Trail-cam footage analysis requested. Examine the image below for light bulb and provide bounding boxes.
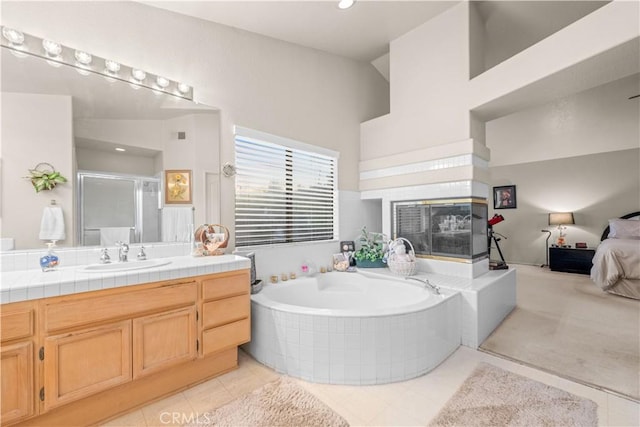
[156,76,170,89]
[105,59,121,74]
[42,40,62,57]
[338,0,355,10]
[2,27,24,46]
[74,50,92,65]
[177,83,190,94]
[131,69,146,82]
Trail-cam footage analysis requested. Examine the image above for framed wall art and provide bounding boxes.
[165,170,192,204]
[493,185,516,209]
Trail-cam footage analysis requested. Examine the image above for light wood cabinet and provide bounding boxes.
[133,306,196,379]
[43,320,132,411]
[1,301,36,426]
[1,342,34,424]
[201,271,251,356]
[2,269,250,426]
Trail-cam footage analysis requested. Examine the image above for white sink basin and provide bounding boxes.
[79,259,172,273]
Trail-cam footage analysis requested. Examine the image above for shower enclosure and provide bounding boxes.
[77,171,162,246]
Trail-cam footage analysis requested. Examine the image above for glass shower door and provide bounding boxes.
[80,175,136,246]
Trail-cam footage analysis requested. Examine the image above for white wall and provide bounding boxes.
[480,1,608,73]
[76,147,157,176]
[384,2,471,155]
[1,1,389,252]
[75,119,163,150]
[487,75,640,265]
[162,113,221,227]
[1,93,74,248]
[488,74,639,167]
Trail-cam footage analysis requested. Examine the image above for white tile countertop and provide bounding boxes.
[0,254,250,304]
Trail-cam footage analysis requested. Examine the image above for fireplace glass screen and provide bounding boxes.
[392,198,488,260]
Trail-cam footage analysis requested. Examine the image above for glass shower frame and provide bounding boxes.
[76,171,161,246]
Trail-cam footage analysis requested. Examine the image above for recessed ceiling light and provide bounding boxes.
[338,0,355,10]
[115,147,126,152]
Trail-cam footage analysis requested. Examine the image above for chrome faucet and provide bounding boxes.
[99,248,111,264]
[405,277,440,295]
[137,245,147,261]
[116,241,129,262]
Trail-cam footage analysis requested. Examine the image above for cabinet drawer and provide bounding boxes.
[202,272,249,301]
[45,282,197,332]
[1,309,34,343]
[203,295,249,329]
[202,318,250,356]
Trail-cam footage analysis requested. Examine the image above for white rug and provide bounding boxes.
[429,363,598,427]
[187,377,349,427]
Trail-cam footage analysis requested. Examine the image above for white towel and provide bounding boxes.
[39,206,66,241]
[100,227,131,247]
[162,207,194,242]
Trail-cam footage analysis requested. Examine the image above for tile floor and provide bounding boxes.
[102,346,639,427]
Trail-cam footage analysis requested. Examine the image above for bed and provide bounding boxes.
[590,211,640,299]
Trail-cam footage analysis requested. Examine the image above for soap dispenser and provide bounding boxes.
[40,241,60,272]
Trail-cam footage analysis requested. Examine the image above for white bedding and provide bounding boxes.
[590,238,640,291]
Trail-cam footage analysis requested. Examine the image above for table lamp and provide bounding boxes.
[549,212,575,247]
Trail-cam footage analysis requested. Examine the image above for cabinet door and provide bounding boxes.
[1,341,34,425]
[44,320,132,410]
[133,306,197,379]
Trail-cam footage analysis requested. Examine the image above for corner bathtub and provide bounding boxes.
[244,271,461,385]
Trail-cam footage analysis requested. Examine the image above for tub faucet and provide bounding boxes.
[116,241,129,262]
[405,277,440,295]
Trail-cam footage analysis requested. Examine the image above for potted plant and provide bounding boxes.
[353,226,387,268]
[25,163,67,193]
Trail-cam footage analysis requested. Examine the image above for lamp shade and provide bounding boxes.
[549,212,575,225]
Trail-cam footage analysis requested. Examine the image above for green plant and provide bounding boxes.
[25,163,68,193]
[353,226,386,262]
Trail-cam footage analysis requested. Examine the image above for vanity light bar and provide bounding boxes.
[0,26,194,101]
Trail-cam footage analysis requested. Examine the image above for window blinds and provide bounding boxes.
[235,134,336,247]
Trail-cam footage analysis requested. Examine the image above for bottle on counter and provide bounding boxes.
[40,241,60,272]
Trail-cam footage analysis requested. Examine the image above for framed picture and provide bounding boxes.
[165,170,192,204]
[493,185,517,209]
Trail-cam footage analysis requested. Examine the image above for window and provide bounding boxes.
[234,127,338,247]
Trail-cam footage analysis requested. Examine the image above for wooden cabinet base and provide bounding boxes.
[13,348,238,427]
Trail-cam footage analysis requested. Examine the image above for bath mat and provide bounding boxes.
[429,363,598,427]
[186,377,349,427]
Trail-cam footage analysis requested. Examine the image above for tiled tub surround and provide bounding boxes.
[0,252,250,303]
[244,271,462,385]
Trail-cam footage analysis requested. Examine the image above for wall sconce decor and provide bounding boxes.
[1,26,193,101]
[25,162,67,193]
[549,212,575,247]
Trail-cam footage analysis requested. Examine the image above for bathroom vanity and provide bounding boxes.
[0,255,250,426]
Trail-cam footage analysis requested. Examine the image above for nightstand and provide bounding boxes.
[549,247,596,275]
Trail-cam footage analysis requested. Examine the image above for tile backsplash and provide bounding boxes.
[0,242,192,272]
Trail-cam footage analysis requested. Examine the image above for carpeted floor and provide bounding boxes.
[480,264,639,400]
[186,377,349,427]
[429,362,598,426]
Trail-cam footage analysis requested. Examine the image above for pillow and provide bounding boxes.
[608,218,640,239]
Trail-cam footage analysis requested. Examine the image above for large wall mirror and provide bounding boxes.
[1,46,221,250]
